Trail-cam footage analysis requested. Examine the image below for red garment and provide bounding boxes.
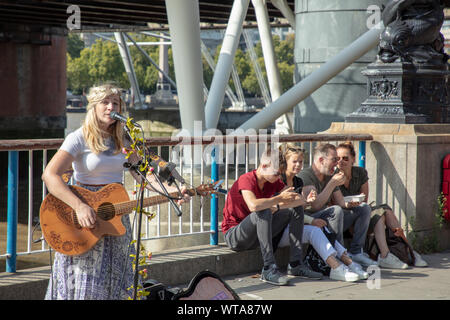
[221,170,285,233]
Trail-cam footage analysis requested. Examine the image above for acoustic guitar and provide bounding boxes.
[40,183,218,256]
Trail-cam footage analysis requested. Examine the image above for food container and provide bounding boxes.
[343,194,365,203]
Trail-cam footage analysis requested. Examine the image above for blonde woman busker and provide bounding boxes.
[42,84,189,299]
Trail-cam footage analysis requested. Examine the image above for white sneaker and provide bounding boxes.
[413,251,428,267]
[348,262,369,280]
[329,264,359,282]
[378,252,408,269]
[349,252,378,267]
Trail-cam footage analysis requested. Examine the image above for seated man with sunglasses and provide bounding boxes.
[222,148,323,286]
[298,143,377,267]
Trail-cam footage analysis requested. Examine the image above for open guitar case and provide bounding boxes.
[143,270,240,300]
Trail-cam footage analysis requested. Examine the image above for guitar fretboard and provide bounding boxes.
[112,188,196,216]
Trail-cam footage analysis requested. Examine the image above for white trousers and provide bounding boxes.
[278,225,347,261]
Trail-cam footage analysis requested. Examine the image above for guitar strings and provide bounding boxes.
[98,183,214,215]
[89,184,210,218]
[93,191,193,217]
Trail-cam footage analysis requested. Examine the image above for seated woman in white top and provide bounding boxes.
[277,143,368,282]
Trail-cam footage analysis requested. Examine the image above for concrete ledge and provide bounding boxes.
[0,244,290,300]
[326,122,450,136]
[0,266,50,300]
[146,244,290,286]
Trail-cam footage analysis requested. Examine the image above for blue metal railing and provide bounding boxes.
[358,140,366,168]
[6,151,18,273]
[210,146,219,245]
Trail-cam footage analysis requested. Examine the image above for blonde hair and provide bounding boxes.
[82,84,126,154]
[279,143,305,172]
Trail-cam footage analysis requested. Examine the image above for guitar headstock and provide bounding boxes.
[195,180,227,196]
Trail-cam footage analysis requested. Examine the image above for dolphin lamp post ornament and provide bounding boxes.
[379,0,448,65]
[346,0,450,124]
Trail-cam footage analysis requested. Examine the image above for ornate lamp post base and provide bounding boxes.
[346,61,450,124]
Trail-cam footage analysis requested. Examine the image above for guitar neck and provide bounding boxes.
[114,188,196,216]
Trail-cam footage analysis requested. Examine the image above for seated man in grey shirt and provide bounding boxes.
[298,143,377,267]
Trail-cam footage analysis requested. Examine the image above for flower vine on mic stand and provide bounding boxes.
[121,116,155,300]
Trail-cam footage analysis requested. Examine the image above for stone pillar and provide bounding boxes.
[325,122,450,250]
[293,0,389,133]
[0,27,67,139]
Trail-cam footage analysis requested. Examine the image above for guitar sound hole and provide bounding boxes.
[97,202,116,221]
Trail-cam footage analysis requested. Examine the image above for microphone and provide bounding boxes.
[147,149,185,185]
[110,111,140,127]
[112,111,184,185]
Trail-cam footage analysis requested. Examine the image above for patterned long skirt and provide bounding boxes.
[45,184,137,300]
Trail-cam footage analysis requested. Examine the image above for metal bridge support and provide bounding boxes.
[252,0,293,134]
[204,0,250,130]
[201,39,239,107]
[270,0,296,28]
[165,0,205,134]
[114,32,144,109]
[236,21,384,131]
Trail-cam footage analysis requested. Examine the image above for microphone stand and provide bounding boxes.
[134,172,146,300]
[122,123,183,299]
[122,124,148,300]
[145,145,184,217]
[153,174,183,217]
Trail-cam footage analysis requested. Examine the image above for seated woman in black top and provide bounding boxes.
[336,142,427,268]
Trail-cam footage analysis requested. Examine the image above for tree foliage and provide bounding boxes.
[66,32,295,97]
[67,33,84,59]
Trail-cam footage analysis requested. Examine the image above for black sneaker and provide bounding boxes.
[287,264,323,279]
[260,264,289,286]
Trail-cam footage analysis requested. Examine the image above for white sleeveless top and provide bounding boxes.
[60,127,127,185]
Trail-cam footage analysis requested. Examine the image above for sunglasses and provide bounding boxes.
[337,156,350,161]
[287,147,306,153]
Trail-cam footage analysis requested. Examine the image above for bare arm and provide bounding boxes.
[241,187,301,213]
[41,150,97,228]
[301,187,326,226]
[331,189,346,208]
[360,181,369,203]
[308,172,346,211]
